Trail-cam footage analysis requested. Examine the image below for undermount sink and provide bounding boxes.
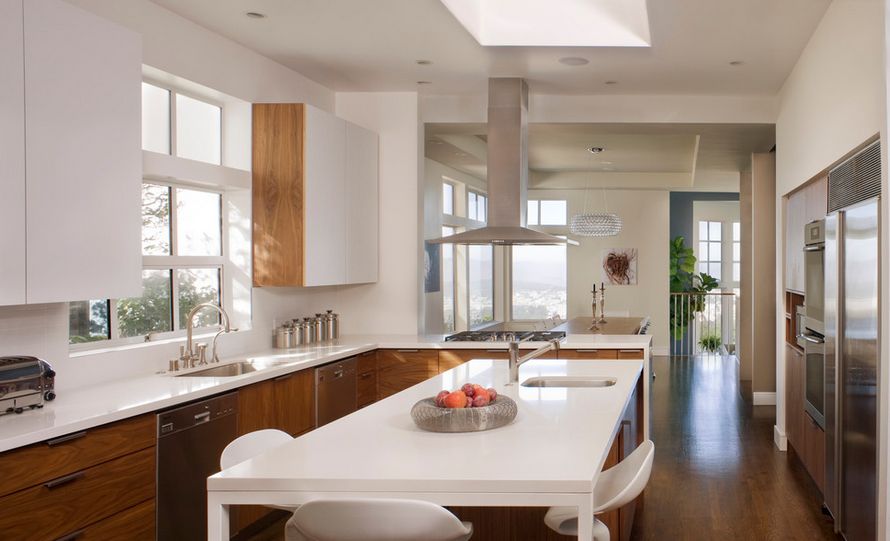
[521,376,617,388]
[175,361,258,378]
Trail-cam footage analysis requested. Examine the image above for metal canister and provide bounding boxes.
[325,309,339,340]
[314,314,326,342]
[274,325,295,349]
[303,317,316,344]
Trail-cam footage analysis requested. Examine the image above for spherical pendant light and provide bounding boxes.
[569,213,622,237]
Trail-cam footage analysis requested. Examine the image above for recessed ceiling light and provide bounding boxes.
[245,11,266,19]
[559,57,589,66]
[604,80,618,85]
[417,81,432,85]
[588,146,605,154]
[729,60,744,66]
[416,60,433,65]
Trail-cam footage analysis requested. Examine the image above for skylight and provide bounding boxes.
[439,0,651,47]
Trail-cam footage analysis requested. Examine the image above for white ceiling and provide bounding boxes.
[151,0,830,95]
[425,123,775,191]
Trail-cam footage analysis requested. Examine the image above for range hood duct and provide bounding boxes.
[429,78,568,245]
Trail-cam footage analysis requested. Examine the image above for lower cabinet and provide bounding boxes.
[0,414,156,540]
[559,348,644,360]
[357,350,378,407]
[785,344,825,493]
[439,348,510,372]
[377,349,439,399]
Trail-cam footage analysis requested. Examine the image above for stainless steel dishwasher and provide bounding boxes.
[316,357,357,426]
[157,391,238,541]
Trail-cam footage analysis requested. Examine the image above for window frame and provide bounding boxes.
[467,243,495,329]
[467,189,488,223]
[508,239,568,322]
[527,199,567,226]
[442,181,456,216]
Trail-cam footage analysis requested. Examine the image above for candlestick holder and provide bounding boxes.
[590,290,600,331]
[598,289,607,324]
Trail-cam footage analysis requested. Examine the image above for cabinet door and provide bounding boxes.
[237,379,277,435]
[804,175,827,224]
[24,0,142,303]
[439,349,509,373]
[377,349,438,399]
[345,122,378,284]
[304,106,347,286]
[785,191,805,293]
[274,370,315,436]
[785,344,805,452]
[0,0,26,306]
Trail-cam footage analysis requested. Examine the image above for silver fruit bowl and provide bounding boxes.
[410,395,517,433]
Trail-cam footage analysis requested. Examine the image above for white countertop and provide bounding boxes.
[0,333,651,453]
[209,359,643,494]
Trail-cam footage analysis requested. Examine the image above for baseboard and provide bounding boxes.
[753,392,776,405]
[651,346,669,356]
[774,425,788,451]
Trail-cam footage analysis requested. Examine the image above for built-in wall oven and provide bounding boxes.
[802,220,825,429]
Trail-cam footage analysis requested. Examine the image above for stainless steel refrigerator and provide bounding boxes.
[823,140,881,540]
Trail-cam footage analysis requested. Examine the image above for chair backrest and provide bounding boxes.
[220,429,292,470]
[593,439,655,513]
[286,498,472,541]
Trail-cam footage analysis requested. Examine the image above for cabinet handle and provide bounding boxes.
[274,373,294,382]
[44,471,85,490]
[485,349,505,352]
[397,349,419,353]
[574,349,600,353]
[619,349,641,353]
[55,530,85,541]
[46,431,87,446]
[360,372,373,379]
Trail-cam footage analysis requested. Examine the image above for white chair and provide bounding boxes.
[285,498,473,541]
[220,429,296,511]
[544,440,655,541]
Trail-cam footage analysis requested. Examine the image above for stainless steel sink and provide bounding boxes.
[521,376,617,388]
[175,361,257,377]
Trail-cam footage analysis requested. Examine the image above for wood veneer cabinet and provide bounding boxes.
[377,349,439,399]
[558,348,644,360]
[785,344,826,493]
[357,350,378,407]
[252,103,378,287]
[237,369,315,437]
[0,414,156,540]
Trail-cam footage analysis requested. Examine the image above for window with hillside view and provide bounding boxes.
[512,243,567,320]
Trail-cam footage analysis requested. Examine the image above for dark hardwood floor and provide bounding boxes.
[630,355,839,541]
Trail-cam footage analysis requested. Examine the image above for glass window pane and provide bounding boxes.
[528,200,539,226]
[698,221,708,241]
[176,188,222,256]
[142,83,170,154]
[708,263,722,281]
[709,242,721,262]
[442,226,455,332]
[698,242,709,261]
[733,262,741,282]
[733,242,741,261]
[540,200,567,225]
[468,245,493,326]
[699,262,709,275]
[733,221,741,241]
[69,300,110,344]
[178,268,221,329]
[512,245,567,319]
[142,184,171,256]
[118,270,173,338]
[442,183,453,215]
[478,195,487,223]
[175,94,221,165]
[709,221,721,241]
[468,192,478,220]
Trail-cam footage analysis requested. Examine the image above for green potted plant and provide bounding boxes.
[669,236,719,341]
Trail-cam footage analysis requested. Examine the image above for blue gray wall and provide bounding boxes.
[669,192,740,247]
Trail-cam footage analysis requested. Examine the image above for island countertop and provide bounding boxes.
[210,358,643,494]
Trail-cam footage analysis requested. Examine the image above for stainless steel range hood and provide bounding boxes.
[429,78,567,245]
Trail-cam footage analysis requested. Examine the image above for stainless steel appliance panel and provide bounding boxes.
[805,220,825,334]
[157,392,238,541]
[802,329,825,428]
[316,357,357,426]
[839,200,879,541]
[823,213,839,520]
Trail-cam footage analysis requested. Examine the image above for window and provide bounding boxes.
[468,245,494,326]
[442,226,456,332]
[527,200,567,226]
[141,81,222,166]
[512,243,567,319]
[69,183,225,344]
[732,221,741,283]
[443,182,454,215]
[468,190,487,222]
[698,220,722,281]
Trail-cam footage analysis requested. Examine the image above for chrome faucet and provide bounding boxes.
[507,338,561,384]
[185,302,232,365]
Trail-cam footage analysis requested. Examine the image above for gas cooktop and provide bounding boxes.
[444,330,566,343]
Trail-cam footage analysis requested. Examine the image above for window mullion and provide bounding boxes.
[170,267,180,332]
[169,90,177,157]
[109,299,120,340]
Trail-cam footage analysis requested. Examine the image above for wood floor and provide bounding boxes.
[250,355,839,540]
[630,355,839,541]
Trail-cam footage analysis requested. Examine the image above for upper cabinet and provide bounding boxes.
[785,175,827,294]
[0,0,142,306]
[252,103,379,287]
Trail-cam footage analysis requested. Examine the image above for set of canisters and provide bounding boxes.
[274,310,340,348]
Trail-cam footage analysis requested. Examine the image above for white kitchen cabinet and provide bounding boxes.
[785,189,806,293]
[0,0,142,306]
[303,106,348,287]
[0,0,27,306]
[345,123,379,284]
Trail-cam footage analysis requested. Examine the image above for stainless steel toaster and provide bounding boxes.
[0,356,56,415]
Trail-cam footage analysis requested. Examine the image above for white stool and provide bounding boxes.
[220,429,295,512]
[544,440,655,541]
[285,498,473,541]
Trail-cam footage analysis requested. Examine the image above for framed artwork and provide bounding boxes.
[602,248,638,285]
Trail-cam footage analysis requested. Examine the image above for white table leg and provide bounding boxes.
[207,492,230,541]
[577,495,594,540]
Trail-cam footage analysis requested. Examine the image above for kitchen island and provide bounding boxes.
[208,358,644,540]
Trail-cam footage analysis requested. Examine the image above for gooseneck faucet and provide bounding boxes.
[507,338,561,384]
[185,302,232,366]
